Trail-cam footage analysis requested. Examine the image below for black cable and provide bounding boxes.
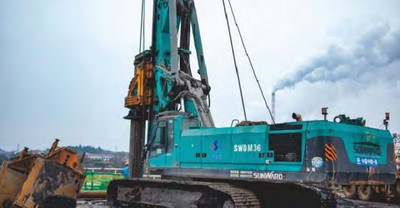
[227,0,275,124]
[208,94,211,108]
[222,0,247,121]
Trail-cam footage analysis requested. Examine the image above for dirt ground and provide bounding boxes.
[337,198,399,208]
[77,198,400,208]
[77,199,109,208]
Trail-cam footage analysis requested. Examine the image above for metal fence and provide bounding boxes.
[82,171,124,191]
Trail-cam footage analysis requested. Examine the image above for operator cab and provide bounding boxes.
[148,112,200,168]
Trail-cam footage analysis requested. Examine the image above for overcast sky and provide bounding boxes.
[1,0,399,152]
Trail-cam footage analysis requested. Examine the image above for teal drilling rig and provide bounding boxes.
[107,0,398,207]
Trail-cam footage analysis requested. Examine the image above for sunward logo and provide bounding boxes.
[211,140,219,151]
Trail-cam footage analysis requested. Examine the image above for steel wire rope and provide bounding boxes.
[227,0,275,124]
[222,0,247,121]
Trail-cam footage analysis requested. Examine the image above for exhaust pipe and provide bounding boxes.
[292,113,302,122]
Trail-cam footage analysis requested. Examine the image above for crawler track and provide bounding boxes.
[107,179,260,208]
[207,183,261,207]
[107,179,337,207]
[233,181,336,208]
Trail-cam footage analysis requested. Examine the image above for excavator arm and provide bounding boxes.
[124,0,213,178]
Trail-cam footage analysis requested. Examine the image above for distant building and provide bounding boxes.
[85,153,114,161]
[30,149,46,155]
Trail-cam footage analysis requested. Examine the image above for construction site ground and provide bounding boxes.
[77,197,400,208]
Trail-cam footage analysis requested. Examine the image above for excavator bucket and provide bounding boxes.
[0,149,40,208]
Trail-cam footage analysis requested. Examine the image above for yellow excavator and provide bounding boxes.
[0,139,85,208]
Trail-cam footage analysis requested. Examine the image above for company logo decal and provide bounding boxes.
[311,157,324,168]
[230,170,286,180]
[211,140,219,151]
[233,144,261,152]
[356,157,378,166]
[353,142,381,155]
[253,171,286,180]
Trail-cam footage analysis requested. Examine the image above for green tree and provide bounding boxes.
[0,154,8,165]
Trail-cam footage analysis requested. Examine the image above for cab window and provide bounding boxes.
[166,119,174,153]
[150,121,167,157]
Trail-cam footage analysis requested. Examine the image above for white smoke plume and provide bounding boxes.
[273,21,400,93]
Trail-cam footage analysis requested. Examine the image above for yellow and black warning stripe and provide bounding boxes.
[325,144,337,161]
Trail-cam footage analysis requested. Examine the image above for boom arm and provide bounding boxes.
[124,0,214,178]
[152,0,213,126]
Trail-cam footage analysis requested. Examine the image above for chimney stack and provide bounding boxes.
[272,92,276,121]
